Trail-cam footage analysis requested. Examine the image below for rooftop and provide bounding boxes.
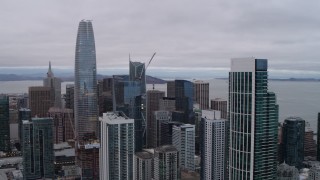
[155,145,178,153]
[135,151,153,159]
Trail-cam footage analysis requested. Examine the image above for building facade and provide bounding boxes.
[317,112,320,161]
[201,110,228,180]
[22,118,54,179]
[282,117,305,169]
[134,151,153,180]
[304,122,317,158]
[100,112,134,180]
[229,58,279,180]
[48,107,74,143]
[28,86,53,118]
[193,80,209,110]
[210,98,227,119]
[65,84,74,110]
[172,124,195,171]
[43,61,62,108]
[113,75,145,151]
[146,90,165,148]
[154,145,180,180]
[0,96,10,152]
[74,20,99,179]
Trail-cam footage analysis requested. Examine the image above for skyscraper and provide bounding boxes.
[193,80,209,110]
[129,61,146,95]
[113,75,145,151]
[154,145,180,180]
[317,112,320,161]
[174,80,194,124]
[100,112,134,180]
[201,110,228,180]
[210,98,227,119]
[29,86,53,117]
[304,122,316,158]
[0,95,10,152]
[172,124,195,171]
[74,20,99,179]
[134,151,153,180]
[229,58,279,179]
[146,90,165,148]
[65,84,74,110]
[282,117,305,169]
[48,107,74,143]
[18,108,31,143]
[43,61,62,108]
[129,60,147,150]
[22,118,54,179]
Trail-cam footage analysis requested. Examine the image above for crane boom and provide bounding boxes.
[139,52,156,79]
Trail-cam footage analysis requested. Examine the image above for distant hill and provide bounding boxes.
[0,74,167,84]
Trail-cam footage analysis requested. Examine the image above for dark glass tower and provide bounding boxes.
[0,95,10,152]
[317,113,320,161]
[74,20,99,179]
[229,58,278,180]
[22,118,54,179]
[282,117,305,169]
[174,80,194,124]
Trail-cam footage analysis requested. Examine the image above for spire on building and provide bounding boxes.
[47,61,54,78]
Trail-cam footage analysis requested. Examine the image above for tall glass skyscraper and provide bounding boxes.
[74,20,99,179]
[229,58,278,180]
[0,95,10,152]
[75,20,98,143]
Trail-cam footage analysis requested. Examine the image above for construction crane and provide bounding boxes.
[139,52,156,80]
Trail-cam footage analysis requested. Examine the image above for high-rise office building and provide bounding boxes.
[18,108,31,143]
[167,81,175,98]
[48,107,74,143]
[129,61,146,95]
[100,112,134,180]
[43,61,62,108]
[282,117,305,169]
[210,98,227,119]
[65,84,74,110]
[29,86,53,118]
[154,111,172,147]
[98,78,113,116]
[229,58,279,179]
[201,110,228,180]
[159,97,176,111]
[160,121,183,146]
[134,151,153,180]
[193,80,209,110]
[172,124,195,171]
[113,75,145,151]
[154,145,180,180]
[0,95,10,152]
[172,80,194,124]
[146,90,165,148]
[129,60,147,150]
[74,20,99,179]
[317,112,320,161]
[22,118,54,179]
[304,122,316,158]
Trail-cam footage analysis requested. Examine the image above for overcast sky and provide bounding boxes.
[1,0,320,77]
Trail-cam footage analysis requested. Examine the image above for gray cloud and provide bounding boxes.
[0,0,320,77]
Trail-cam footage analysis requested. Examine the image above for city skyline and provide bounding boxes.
[1,1,320,79]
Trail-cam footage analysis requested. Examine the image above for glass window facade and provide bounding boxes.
[229,58,278,180]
